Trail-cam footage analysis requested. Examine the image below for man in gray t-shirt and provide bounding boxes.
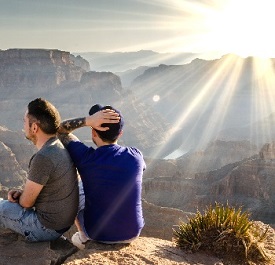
[0,98,78,241]
[28,137,78,231]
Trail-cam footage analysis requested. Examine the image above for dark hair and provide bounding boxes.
[27,98,61,134]
[94,127,120,143]
[89,104,124,143]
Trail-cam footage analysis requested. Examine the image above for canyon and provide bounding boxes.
[1,49,275,264]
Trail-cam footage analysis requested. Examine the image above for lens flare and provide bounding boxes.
[153,95,160,102]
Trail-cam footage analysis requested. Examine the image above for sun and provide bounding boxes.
[203,0,275,58]
[168,0,275,58]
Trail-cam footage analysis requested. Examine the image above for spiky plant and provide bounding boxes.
[173,203,270,264]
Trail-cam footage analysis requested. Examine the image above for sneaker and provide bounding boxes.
[71,232,89,250]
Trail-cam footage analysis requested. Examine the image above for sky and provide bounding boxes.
[0,0,275,58]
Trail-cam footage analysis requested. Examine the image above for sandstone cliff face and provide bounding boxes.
[141,199,191,240]
[0,49,87,94]
[143,158,179,179]
[143,141,275,224]
[70,54,90,72]
[0,126,35,170]
[0,127,35,196]
[0,141,26,191]
[0,49,170,157]
[176,140,259,174]
[79,71,122,103]
[260,142,275,160]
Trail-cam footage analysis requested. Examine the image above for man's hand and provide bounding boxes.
[86,109,120,130]
[8,190,22,203]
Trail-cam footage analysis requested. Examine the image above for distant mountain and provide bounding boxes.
[115,66,150,88]
[0,49,171,158]
[74,50,198,73]
[1,49,275,159]
[129,54,275,151]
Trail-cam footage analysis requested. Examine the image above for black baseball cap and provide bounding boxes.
[89,104,124,141]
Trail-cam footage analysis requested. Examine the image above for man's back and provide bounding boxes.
[67,142,145,241]
[29,137,79,230]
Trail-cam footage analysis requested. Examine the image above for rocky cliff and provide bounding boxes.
[0,199,197,265]
[1,219,275,265]
[176,140,259,174]
[143,141,275,224]
[0,127,35,196]
[0,49,87,94]
[0,230,224,265]
[0,49,170,157]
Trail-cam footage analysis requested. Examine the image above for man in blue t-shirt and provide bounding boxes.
[58,104,145,249]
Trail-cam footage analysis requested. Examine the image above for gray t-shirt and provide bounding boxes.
[28,137,79,230]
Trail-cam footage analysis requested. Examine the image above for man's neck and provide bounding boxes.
[36,134,56,150]
[96,140,118,148]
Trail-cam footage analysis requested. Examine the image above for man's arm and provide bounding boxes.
[8,180,44,208]
[58,117,85,147]
[58,109,120,133]
[19,180,43,208]
[58,117,86,134]
[58,109,120,146]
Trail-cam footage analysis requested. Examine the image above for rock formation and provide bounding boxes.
[0,228,224,265]
[0,199,198,265]
[260,142,275,160]
[0,49,87,93]
[143,141,275,224]
[0,127,34,196]
[0,49,170,157]
[1,220,275,265]
[176,140,259,174]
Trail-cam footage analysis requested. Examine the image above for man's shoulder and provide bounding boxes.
[122,146,144,159]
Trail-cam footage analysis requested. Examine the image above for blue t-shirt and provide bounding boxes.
[67,141,145,241]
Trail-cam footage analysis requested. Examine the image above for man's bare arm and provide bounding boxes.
[19,179,44,208]
[58,118,85,147]
[59,117,86,134]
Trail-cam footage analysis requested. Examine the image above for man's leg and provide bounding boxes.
[0,200,61,242]
[71,181,90,249]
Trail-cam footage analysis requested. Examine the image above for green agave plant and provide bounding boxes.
[173,203,270,264]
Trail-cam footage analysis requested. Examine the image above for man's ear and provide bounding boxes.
[32,123,39,133]
[92,129,98,138]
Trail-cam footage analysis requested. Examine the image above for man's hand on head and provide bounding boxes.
[86,109,120,131]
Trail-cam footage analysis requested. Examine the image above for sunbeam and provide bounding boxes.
[250,58,275,146]
[145,54,275,159]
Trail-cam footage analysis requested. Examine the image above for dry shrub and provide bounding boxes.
[173,203,270,264]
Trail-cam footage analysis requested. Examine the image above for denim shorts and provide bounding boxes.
[0,200,62,242]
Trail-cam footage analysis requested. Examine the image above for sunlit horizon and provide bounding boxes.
[1,0,275,160]
[1,0,275,58]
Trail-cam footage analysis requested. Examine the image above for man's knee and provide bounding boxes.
[0,200,24,219]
